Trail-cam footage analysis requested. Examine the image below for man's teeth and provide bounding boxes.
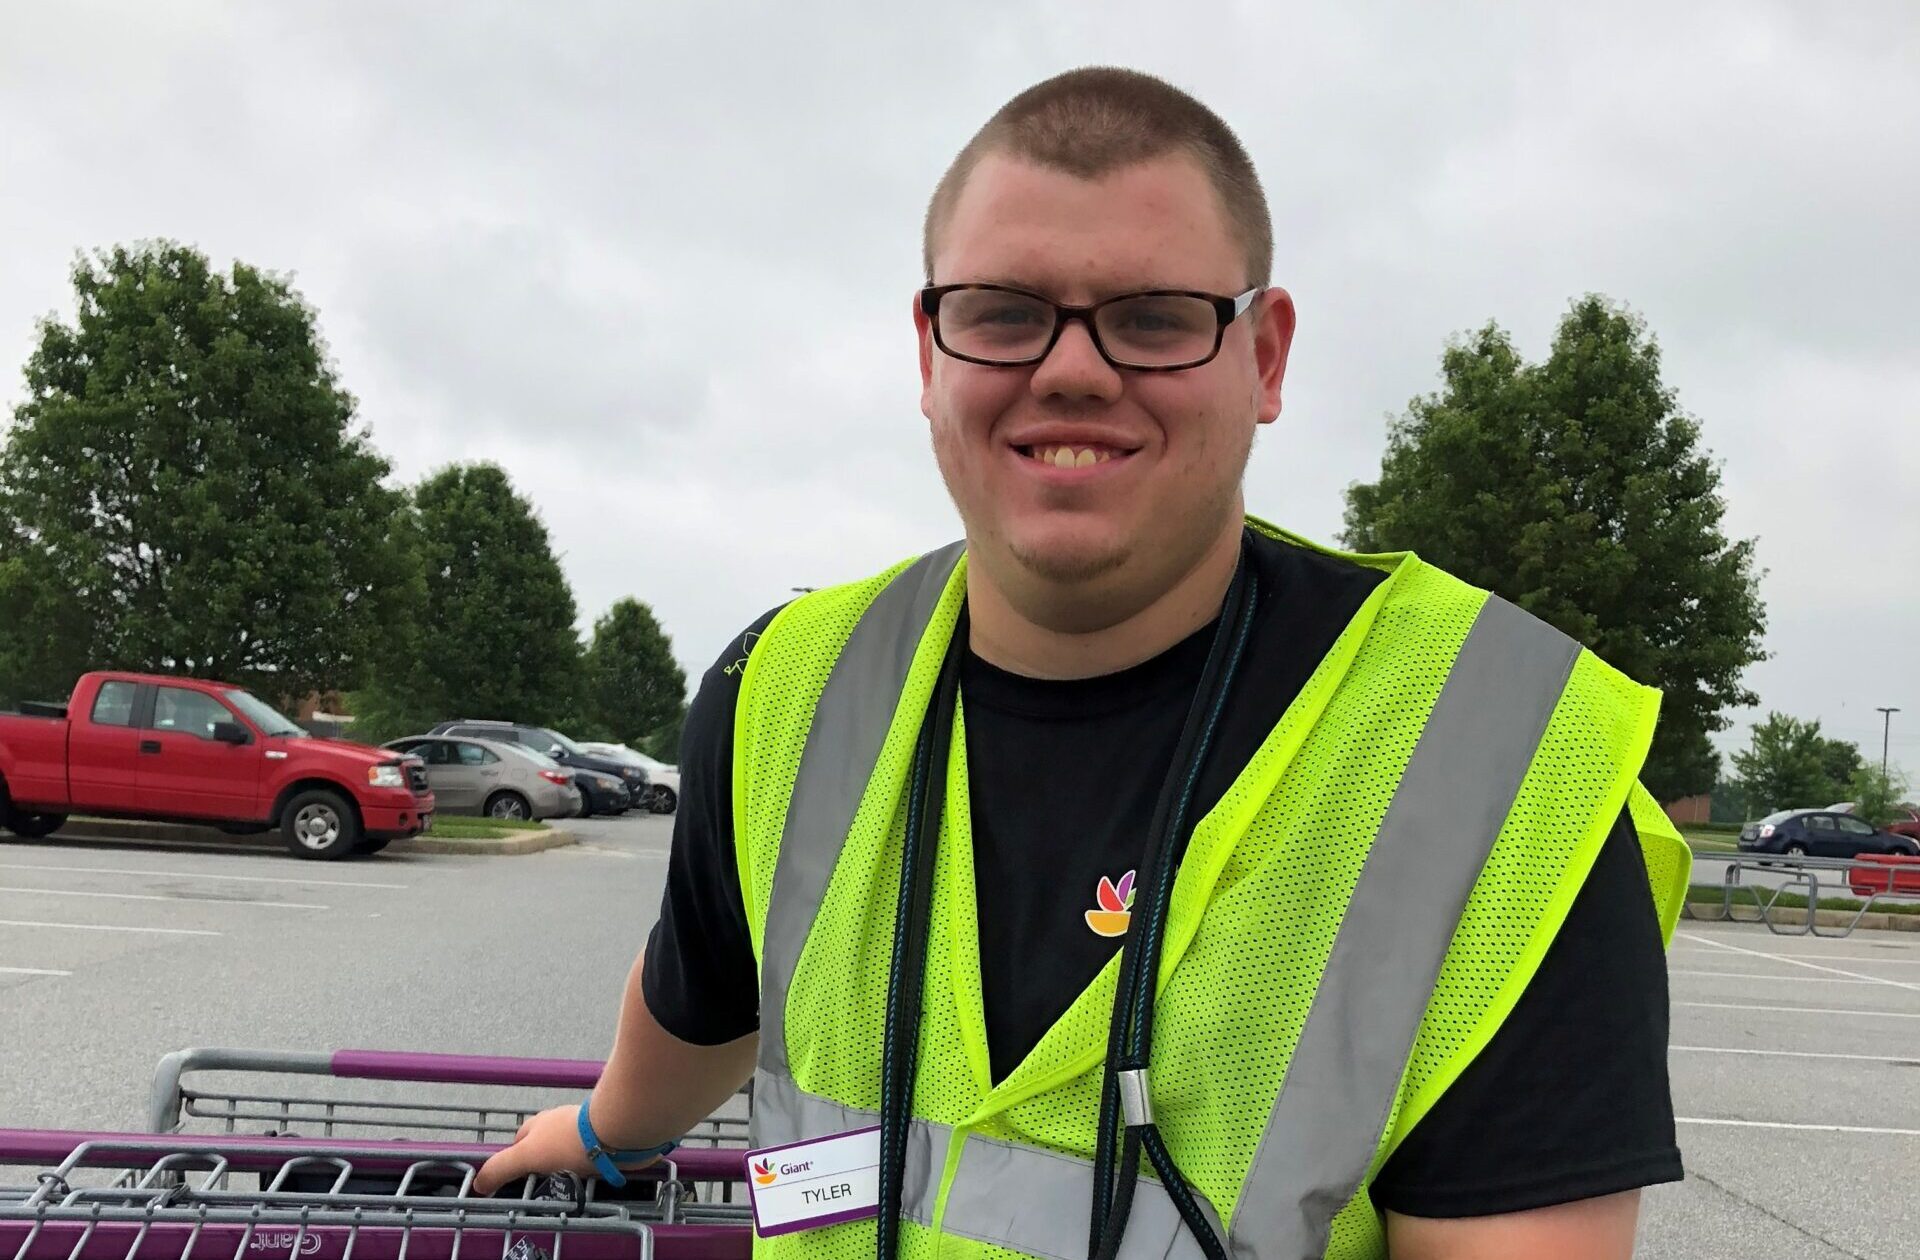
[1030,445,1115,468]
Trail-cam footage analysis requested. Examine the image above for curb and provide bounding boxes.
[391,829,574,856]
[46,817,576,857]
[1683,901,1920,934]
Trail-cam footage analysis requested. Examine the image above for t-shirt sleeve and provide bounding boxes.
[639,607,784,1045]
[1368,807,1684,1219]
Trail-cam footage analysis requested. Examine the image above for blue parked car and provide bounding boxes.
[1738,810,1920,858]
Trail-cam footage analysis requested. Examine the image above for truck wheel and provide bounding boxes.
[353,837,393,855]
[485,791,531,821]
[281,789,360,860]
[6,812,66,839]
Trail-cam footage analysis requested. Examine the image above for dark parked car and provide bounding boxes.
[1738,810,1920,859]
[426,720,645,817]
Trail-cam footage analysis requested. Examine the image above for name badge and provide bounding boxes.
[743,1126,882,1236]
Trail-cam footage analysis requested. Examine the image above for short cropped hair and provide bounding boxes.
[923,67,1273,287]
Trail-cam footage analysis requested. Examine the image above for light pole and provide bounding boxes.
[1877,706,1901,778]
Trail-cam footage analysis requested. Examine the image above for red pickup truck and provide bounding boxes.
[0,671,434,860]
[1882,806,1920,843]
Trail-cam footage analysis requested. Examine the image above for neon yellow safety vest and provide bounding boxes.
[732,520,1690,1260]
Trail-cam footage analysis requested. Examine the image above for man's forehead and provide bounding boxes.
[931,151,1245,295]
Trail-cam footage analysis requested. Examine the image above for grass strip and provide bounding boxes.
[424,816,548,840]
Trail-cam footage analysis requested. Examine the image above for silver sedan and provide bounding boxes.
[382,735,579,821]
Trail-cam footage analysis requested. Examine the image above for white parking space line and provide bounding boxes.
[0,965,72,976]
[1673,1045,1920,1064]
[0,862,407,890]
[0,885,325,911]
[1678,931,1920,994]
[1678,1117,1920,1137]
[1670,947,1920,966]
[1669,969,1882,985]
[1678,1001,1920,1020]
[0,918,220,936]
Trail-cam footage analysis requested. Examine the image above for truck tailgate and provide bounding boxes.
[0,713,71,810]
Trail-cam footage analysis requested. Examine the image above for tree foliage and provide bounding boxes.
[1817,739,1864,799]
[1730,713,1861,816]
[358,463,581,733]
[1343,296,1765,801]
[640,705,687,765]
[0,514,94,705]
[1846,765,1911,828]
[583,598,687,751]
[1707,777,1749,826]
[0,242,412,704]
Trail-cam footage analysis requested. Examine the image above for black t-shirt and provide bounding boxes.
[643,532,1683,1219]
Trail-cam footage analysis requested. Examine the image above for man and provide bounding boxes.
[477,68,1689,1260]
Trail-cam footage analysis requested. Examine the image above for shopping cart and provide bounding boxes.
[1,1047,753,1260]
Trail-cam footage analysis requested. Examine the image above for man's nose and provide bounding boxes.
[1029,316,1123,404]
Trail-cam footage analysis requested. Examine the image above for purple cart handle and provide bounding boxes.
[0,1129,743,1181]
[147,1048,609,1132]
[330,1050,604,1089]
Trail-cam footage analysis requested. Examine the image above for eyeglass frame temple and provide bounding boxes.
[918,284,1263,372]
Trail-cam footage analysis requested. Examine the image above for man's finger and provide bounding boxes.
[472,1147,522,1196]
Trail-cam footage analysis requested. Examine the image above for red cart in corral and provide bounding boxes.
[0,1047,753,1260]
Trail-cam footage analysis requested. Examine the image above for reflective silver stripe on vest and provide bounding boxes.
[754,561,1581,1260]
[1228,595,1580,1260]
[752,1069,946,1227]
[942,1135,1226,1260]
[756,541,967,1082]
[753,1068,1224,1254]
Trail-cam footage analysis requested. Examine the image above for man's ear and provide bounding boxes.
[914,290,937,420]
[1254,287,1296,426]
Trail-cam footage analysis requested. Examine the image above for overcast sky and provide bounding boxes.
[2,2,1915,776]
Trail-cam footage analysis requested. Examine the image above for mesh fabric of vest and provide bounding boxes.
[734,534,1688,1260]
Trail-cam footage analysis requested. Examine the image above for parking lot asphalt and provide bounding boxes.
[0,811,675,1134]
[4,819,1918,1255]
[1643,921,1920,1259]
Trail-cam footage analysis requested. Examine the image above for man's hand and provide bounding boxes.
[468,951,754,1198]
[473,1105,597,1195]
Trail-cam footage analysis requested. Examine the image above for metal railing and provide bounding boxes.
[1685,852,1920,938]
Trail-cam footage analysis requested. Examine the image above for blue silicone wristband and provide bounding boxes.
[576,1098,679,1188]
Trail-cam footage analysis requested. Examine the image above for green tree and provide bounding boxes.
[1817,738,1864,800]
[0,516,94,705]
[358,463,582,732]
[0,242,414,704]
[1707,777,1750,826]
[640,705,687,765]
[1845,765,1910,827]
[1731,713,1851,815]
[1343,296,1765,802]
[583,598,687,749]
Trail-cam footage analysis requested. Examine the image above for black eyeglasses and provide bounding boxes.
[919,283,1261,372]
